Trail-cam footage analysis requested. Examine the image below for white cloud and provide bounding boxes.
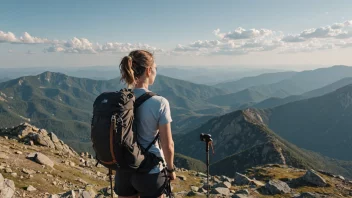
[20,32,51,44]
[214,27,274,40]
[98,42,164,53]
[174,19,352,55]
[1,29,163,54]
[282,20,352,42]
[62,37,98,54]
[0,31,19,43]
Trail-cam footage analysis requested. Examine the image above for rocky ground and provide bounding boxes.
[1,123,352,197]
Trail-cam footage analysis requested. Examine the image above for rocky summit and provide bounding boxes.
[1,123,352,197]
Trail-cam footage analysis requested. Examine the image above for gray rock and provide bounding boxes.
[220,175,234,183]
[49,132,60,143]
[53,141,64,151]
[302,169,328,187]
[27,152,54,168]
[35,133,55,148]
[15,151,22,154]
[233,172,251,185]
[235,189,249,195]
[196,172,207,177]
[22,168,36,175]
[5,168,12,173]
[214,181,231,188]
[337,175,345,180]
[0,178,15,198]
[210,187,230,196]
[190,186,199,192]
[10,173,17,177]
[265,179,291,195]
[0,173,3,188]
[26,185,36,191]
[198,188,207,193]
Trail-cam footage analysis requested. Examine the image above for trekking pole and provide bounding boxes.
[200,133,213,198]
[108,168,113,198]
[206,140,210,198]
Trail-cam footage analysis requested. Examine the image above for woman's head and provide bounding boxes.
[119,50,157,87]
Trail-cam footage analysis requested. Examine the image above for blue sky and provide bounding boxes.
[1,0,352,69]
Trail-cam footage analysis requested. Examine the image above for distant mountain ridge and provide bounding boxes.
[175,108,352,178]
[0,71,227,152]
[214,71,297,93]
[254,77,352,109]
[253,83,352,161]
[208,65,352,108]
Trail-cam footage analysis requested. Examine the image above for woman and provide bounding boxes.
[115,50,176,198]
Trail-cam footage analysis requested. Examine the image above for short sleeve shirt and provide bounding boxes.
[133,88,173,174]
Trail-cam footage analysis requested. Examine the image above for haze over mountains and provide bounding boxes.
[208,65,352,109]
[0,66,286,85]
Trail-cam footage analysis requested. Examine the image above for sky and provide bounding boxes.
[1,0,352,70]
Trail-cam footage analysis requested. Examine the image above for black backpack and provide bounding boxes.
[91,88,164,173]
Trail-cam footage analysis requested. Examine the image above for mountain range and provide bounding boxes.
[1,65,352,180]
[208,66,352,108]
[0,71,227,152]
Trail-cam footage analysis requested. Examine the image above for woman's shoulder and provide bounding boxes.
[150,95,169,106]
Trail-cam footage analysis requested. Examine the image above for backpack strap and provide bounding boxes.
[134,92,156,109]
[134,91,162,153]
[145,132,160,151]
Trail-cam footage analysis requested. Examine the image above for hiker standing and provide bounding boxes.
[116,50,176,197]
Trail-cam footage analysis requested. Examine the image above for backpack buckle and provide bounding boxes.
[111,115,116,122]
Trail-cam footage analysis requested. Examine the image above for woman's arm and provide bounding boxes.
[159,122,176,180]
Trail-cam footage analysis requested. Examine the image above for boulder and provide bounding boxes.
[26,185,36,191]
[214,181,231,188]
[265,179,291,195]
[49,132,60,143]
[190,186,199,192]
[0,174,15,198]
[235,189,249,195]
[302,169,328,187]
[210,187,230,196]
[233,172,252,185]
[34,133,55,148]
[27,152,54,168]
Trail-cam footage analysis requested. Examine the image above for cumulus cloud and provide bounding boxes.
[282,20,352,43]
[0,31,19,43]
[1,29,163,54]
[214,27,274,40]
[174,19,352,55]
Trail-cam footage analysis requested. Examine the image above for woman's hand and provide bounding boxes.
[168,171,176,180]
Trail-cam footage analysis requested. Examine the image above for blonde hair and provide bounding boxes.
[119,50,154,86]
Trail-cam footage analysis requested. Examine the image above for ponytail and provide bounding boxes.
[119,56,135,86]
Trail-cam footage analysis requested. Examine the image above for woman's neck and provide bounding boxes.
[134,82,149,89]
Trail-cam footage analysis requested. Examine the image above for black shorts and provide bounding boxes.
[114,169,167,197]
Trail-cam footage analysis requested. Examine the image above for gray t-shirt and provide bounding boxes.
[133,88,172,174]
